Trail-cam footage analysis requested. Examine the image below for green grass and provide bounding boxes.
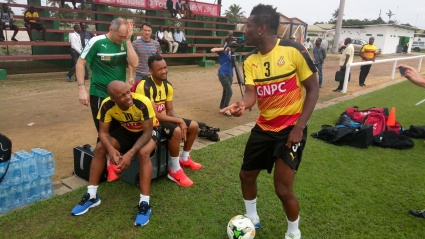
[1,81,425,238]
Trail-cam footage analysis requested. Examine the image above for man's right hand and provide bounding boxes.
[177,119,188,141]
[78,87,90,106]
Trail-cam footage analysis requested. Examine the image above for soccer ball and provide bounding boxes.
[227,215,256,239]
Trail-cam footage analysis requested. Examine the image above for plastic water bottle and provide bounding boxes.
[0,161,9,189]
[18,151,38,182]
[0,187,10,214]
[8,155,23,186]
[43,150,55,177]
[9,183,24,209]
[31,148,48,177]
[23,179,40,204]
[39,176,53,200]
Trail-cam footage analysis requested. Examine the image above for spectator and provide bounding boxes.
[129,22,162,83]
[164,26,178,54]
[304,37,312,51]
[312,38,326,88]
[66,24,83,82]
[0,3,19,41]
[289,35,296,42]
[175,0,184,18]
[135,55,203,187]
[24,6,46,42]
[166,0,177,18]
[71,80,157,227]
[155,26,168,52]
[358,37,378,87]
[211,46,233,115]
[333,37,354,92]
[183,0,193,19]
[219,4,318,239]
[61,0,77,9]
[76,18,138,132]
[402,43,409,54]
[173,28,188,53]
[79,21,95,80]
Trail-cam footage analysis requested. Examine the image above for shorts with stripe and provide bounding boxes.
[110,127,159,155]
[242,124,308,173]
[159,118,192,139]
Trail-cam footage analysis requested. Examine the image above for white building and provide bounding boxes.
[338,24,416,54]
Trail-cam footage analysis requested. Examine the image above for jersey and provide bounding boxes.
[97,93,155,133]
[134,76,173,126]
[243,39,316,132]
[361,44,378,61]
[81,35,128,98]
[24,11,38,23]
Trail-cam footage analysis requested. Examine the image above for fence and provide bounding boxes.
[340,55,425,93]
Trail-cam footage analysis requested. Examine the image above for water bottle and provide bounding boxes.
[23,179,39,204]
[24,151,38,182]
[43,150,55,177]
[0,161,9,189]
[39,176,53,199]
[31,148,48,177]
[8,155,23,186]
[9,183,24,209]
[0,187,10,214]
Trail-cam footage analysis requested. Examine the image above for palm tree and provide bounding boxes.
[332,8,339,20]
[224,4,245,21]
[386,10,394,22]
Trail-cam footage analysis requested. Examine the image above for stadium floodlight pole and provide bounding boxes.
[331,0,346,54]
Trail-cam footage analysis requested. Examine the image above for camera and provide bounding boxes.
[225,32,245,50]
[399,66,406,76]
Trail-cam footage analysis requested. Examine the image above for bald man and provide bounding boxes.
[71,81,157,227]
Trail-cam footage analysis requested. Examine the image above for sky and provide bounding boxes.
[209,0,425,30]
[10,0,425,30]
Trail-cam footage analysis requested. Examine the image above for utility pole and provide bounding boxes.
[332,0,346,54]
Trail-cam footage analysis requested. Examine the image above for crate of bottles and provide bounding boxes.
[0,148,55,214]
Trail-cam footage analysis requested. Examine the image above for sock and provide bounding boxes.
[87,185,98,199]
[287,216,300,235]
[180,151,190,161]
[106,155,111,166]
[244,198,258,221]
[139,194,150,205]
[170,156,181,173]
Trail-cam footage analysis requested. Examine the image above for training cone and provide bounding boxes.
[387,107,396,126]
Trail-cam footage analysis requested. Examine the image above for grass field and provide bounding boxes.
[1,80,425,238]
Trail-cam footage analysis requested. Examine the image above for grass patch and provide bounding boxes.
[1,81,425,238]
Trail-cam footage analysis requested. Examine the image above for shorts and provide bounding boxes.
[110,126,159,155]
[242,124,308,173]
[159,118,192,139]
[25,22,43,31]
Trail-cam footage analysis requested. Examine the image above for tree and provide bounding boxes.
[224,4,245,21]
[331,8,339,20]
[386,10,394,22]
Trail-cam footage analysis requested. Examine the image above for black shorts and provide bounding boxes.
[110,126,159,155]
[25,22,43,31]
[242,124,308,173]
[159,118,191,139]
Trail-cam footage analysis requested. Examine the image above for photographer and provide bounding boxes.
[211,46,233,116]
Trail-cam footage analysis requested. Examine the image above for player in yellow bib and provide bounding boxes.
[71,81,156,227]
[359,37,378,86]
[220,4,319,239]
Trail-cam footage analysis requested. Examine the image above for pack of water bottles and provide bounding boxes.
[0,148,55,214]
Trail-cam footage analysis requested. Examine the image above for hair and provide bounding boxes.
[317,38,322,42]
[148,54,164,69]
[141,22,153,30]
[73,24,80,30]
[249,4,279,35]
[111,18,127,31]
[345,37,352,44]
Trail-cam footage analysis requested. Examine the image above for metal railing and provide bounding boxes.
[340,55,425,93]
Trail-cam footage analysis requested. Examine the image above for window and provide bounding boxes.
[377,34,383,36]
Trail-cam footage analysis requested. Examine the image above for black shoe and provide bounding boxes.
[409,209,425,218]
[11,37,18,41]
[0,38,4,42]
[333,88,341,92]
[359,84,366,87]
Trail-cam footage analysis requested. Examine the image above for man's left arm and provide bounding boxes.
[125,21,138,68]
[119,118,153,170]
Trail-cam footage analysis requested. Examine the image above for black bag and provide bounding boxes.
[0,133,12,184]
[373,131,414,149]
[402,125,425,139]
[335,71,351,82]
[311,124,373,148]
[73,144,107,182]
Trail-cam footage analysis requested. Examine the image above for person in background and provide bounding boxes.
[0,3,19,41]
[173,28,187,53]
[61,0,77,9]
[66,24,82,82]
[358,37,378,87]
[175,0,184,18]
[79,21,95,80]
[220,4,318,239]
[304,37,312,51]
[24,6,46,42]
[164,26,178,54]
[333,37,354,92]
[211,46,233,116]
[312,38,326,88]
[166,0,177,18]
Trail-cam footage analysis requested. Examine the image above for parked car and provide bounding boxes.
[338,38,381,55]
[411,41,425,52]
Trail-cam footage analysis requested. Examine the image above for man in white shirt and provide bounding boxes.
[164,26,178,53]
[333,37,354,92]
[67,24,83,82]
[173,28,187,53]
[0,3,19,41]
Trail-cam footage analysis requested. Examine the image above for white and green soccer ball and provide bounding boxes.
[227,215,256,239]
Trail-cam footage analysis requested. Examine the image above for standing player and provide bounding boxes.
[220,4,319,239]
[358,37,378,87]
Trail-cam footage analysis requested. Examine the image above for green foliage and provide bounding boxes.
[224,4,245,21]
[1,69,425,238]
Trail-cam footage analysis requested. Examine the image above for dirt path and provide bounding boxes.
[0,53,422,181]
